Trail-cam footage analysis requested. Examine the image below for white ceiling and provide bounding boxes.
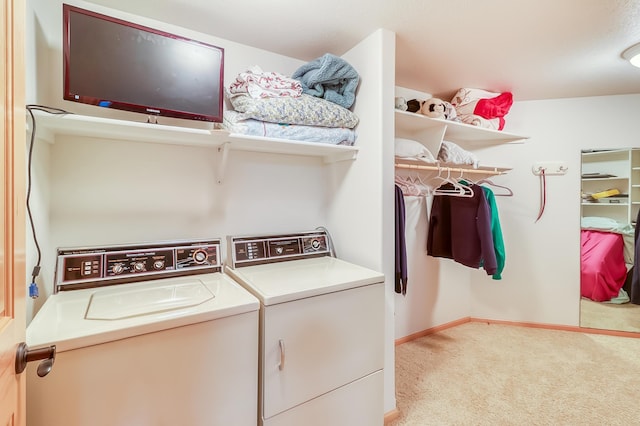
[87,0,640,101]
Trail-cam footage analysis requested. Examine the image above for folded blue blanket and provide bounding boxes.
[292,53,359,109]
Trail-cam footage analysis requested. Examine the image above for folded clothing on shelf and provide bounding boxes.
[591,188,621,199]
[450,88,513,131]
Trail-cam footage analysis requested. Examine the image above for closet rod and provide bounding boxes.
[395,163,507,175]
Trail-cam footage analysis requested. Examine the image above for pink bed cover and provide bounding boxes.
[580,230,628,302]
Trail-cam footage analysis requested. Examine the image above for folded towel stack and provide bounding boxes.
[223,58,361,146]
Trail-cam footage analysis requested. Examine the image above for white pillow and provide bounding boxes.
[437,140,479,168]
[394,138,436,162]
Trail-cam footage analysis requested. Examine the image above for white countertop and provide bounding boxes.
[225,256,384,305]
[27,272,259,352]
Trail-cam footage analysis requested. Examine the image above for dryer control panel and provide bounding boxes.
[227,230,331,268]
[55,239,221,292]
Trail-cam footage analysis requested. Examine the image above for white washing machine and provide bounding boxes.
[26,239,260,426]
[225,229,385,426]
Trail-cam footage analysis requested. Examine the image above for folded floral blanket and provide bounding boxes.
[223,110,356,146]
[292,53,359,109]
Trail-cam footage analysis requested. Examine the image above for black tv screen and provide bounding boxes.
[63,4,224,123]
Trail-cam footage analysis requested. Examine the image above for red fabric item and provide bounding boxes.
[580,230,628,302]
[473,92,513,130]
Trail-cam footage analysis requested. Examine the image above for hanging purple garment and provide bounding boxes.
[395,185,408,295]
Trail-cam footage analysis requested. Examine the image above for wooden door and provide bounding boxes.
[0,0,27,424]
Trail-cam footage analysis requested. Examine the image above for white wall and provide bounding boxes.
[394,194,472,337]
[394,93,640,339]
[31,0,640,417]
[326,28,397,416]
[470,94,640,324]
[26,0,399,416]
[26,0,316,305]
[27,0,306,117]
[393,87,474,339]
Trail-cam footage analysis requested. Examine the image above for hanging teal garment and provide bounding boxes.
[481,186,505,280]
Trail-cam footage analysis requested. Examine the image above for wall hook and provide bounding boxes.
[532,161,568,176]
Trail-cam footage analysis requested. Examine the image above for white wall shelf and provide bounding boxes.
[582,148,630,158]
[581,202,629,207]
[395,110,528,145]
[581,148,639,223]
[394,107,526,179]
[224,133,359,163]
[581,177,628,182]
[31,112,360,171]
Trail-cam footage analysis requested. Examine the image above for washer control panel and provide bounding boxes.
[228,230,331,268]
[55,239,220,291]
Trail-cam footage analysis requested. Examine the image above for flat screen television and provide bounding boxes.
[63,4,224,123]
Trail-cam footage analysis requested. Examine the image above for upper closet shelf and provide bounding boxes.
[31,112,359,164]
[395,110,528,145]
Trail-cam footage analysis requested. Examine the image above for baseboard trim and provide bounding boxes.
[394,317,471,346]
[470,317,640,338]
[384,408,400,424]
[395,317,640,346]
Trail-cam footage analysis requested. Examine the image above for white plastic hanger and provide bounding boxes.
[433,166,474,197]
[455,169,476,197]
[476,177,513,197]
[395,174,421,196]
[412,170,433,196]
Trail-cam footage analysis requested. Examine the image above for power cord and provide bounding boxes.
[25,104,71,298]
[535,168,546,223]
[315,226,337,258]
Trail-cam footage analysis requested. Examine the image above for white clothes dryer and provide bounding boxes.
[26,239,259,426]
[225,229,385,426]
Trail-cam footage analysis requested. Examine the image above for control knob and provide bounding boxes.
[133,262,146,272]
[153,260,165,270]
[112,263,124,275]
[192,249,208,264]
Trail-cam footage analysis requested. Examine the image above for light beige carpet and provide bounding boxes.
[390,322,640,425]
[580,298,640,333]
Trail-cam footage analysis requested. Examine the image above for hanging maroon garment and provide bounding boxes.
[427,183,497,275]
